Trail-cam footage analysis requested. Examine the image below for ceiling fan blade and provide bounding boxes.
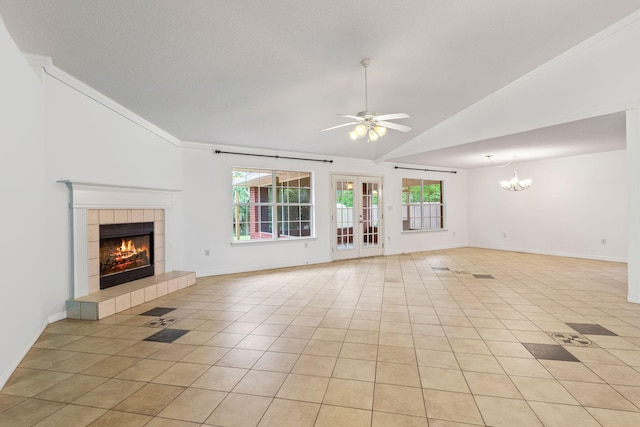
[338,114,364,121]
[320,122,359,132]
[376,120,412,132]
[375,112,410,121]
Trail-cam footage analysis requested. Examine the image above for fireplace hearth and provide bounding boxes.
[100,222,154,289]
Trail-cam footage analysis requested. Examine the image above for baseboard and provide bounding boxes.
[48,311,67,323]
[628,295,640,304]
[468,244,627,263]
[0,318,48,390]
[195,257,333,278]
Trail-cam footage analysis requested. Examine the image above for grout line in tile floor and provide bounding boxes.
[1,248,640,426]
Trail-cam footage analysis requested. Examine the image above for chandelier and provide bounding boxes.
[486,155,532,191]
[500,170,532,191]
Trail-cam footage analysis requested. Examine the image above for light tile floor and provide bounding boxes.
[2,248,640,426]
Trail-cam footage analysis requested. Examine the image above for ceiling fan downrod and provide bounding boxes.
[361,58,371,112]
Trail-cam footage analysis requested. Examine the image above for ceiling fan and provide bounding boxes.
[321,58,411,142]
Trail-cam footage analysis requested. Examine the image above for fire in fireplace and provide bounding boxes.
[100,222,154,289]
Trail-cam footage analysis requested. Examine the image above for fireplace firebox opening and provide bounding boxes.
[100,222,154,289]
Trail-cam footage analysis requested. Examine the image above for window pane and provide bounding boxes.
[300,188,310,203]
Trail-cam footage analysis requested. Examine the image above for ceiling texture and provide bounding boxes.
[0,0,637,168]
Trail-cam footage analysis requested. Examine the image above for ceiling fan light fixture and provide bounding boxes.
[374,125,386,137]
[355,124,367,136]
[321,58,411,140]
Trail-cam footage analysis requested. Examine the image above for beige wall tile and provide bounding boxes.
[114,210,128,224]
[131,209,144,222]
[80,303,98,320]
[155,261,165,276]
[87,224,99,242]
[99,210,114,224]
[131,289,144,307]
[167,278,178,293]
[88,241,99,260]
[143,209,155,222]
[156,281,168,297]
[88,260,99,277]
[144,285,157,302]
[187,273,196,286]
[154,221,164,236]
[66,301,81,319]
[115,294,131,313]
[98,299,116,319]
[87,209,99,225]
[89,275,100,294]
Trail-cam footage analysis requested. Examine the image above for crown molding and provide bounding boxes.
[23,53,182,148]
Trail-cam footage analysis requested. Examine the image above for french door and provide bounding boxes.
[332,175,383,260]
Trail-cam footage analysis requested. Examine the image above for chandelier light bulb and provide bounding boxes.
[369,130,379,142]
[349,130,358,140]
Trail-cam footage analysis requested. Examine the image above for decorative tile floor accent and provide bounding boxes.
[522,343,580,362]
[146,317,178,328]
[566,323,618,336]
[549,332,596,347]
[140,307,177,317]
[473,274,495,279]
[143,328,189,343]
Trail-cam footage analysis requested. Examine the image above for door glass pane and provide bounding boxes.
[336,180,354,250]
[362,181,379,247]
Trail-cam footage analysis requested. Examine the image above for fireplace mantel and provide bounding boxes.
[59,181,179,209]
[60,181,180,299]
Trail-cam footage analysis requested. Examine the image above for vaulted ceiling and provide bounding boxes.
[0,0,637,167]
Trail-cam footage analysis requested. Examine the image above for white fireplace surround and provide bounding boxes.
[60,181,180,298]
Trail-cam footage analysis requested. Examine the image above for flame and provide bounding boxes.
[112,239,147,259]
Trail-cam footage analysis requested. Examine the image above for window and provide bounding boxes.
[402,178,444,231]
[232,168,313,241]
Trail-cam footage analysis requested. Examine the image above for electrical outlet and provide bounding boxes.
[304,242,308,248]
[601,239,607,245]
[503,233,507,238]
[204,249,210,256]
[452,231,456,237]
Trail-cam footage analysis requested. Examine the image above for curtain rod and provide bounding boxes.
[215,150,333,163]
[394,166,457,174]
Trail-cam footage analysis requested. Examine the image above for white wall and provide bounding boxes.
[0,17,47,388]
[180,144,468,276]
[468,150,627,262]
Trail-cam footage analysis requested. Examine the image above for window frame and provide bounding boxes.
[232,168,314,242]
[401,178,445,232]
